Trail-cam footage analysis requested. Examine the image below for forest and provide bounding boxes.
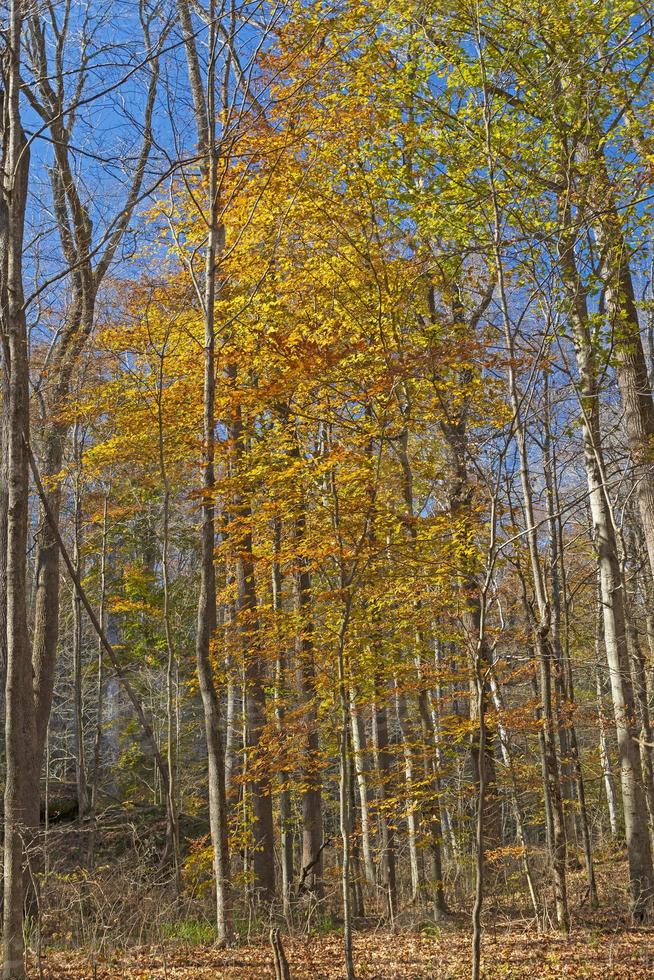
[2,0,654,977]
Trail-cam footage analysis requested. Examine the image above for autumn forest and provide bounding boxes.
[2,1,654,977]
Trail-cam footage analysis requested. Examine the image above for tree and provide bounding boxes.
[1,5,35,976]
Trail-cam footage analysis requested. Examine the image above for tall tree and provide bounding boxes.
[1,4,35,976]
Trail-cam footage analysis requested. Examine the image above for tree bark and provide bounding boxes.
[589,150,654,588]
[595,662,619,838]
[394,681,422,901]
[71,430,87,824]
[337,609,356,980]
[371,681,397,924]
[87,493,109,869]
[1,8,37,971]
[350,697,375,888]
[272,517,293,918]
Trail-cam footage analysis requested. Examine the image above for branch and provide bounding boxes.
[296,838,331,894]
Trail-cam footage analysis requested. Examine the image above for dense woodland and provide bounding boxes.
[3,0,654,977]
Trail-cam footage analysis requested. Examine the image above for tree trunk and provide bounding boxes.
[224,596,238,803]
[337,611,356,980]
[559,197,654,918]
[229,412,275,902]
[626,614,654,852]
[87,494,109,869]
[595,664,619,838]
[591,152,654,588]
[283,409,324,898]
[1,10,37,970]
[471,638,487,980]
[394,681,422,901]
[350,698,375,888]
[272,517,293,918]
[195,94,232,937]
[71,426,87,825]
[156,378,181,888]
[371,681,397,924]
[0,349,8,723]
[417,687,449,918]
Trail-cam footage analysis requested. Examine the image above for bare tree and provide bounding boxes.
[24,0,162,781]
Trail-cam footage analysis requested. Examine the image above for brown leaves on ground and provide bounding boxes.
[31,924,654,979]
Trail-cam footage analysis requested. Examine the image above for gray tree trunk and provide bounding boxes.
[372,681,397,924]
[350,698,375,888]
[1,8,37,971]
[272,518,293,917]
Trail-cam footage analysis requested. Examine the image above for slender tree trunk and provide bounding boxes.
[371,680,397,924]
[337,609,356,980]
[348,751,365,919]
[394,681,421,901]
[625,613,654,851]
[1,10,37,970]
[471,638,487,980]
[272,517,293,918]
[155,377,181,888]
[350,697,375,888]
[542,390,575,842]
[228,412,275,901]
[196,84,232,941]
[196,355,231,938]
[176,0,233,936]
[87,493,108,869]
[71,438,87,824]
[282,409,324,898]
[418,692,449,918]
[595,662,619,838]
[224,596,238,803]
[0,350,8,726]
[430,661,457,864]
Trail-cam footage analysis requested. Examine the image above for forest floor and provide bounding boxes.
[28,912,654,979]
[25,845,654,978]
